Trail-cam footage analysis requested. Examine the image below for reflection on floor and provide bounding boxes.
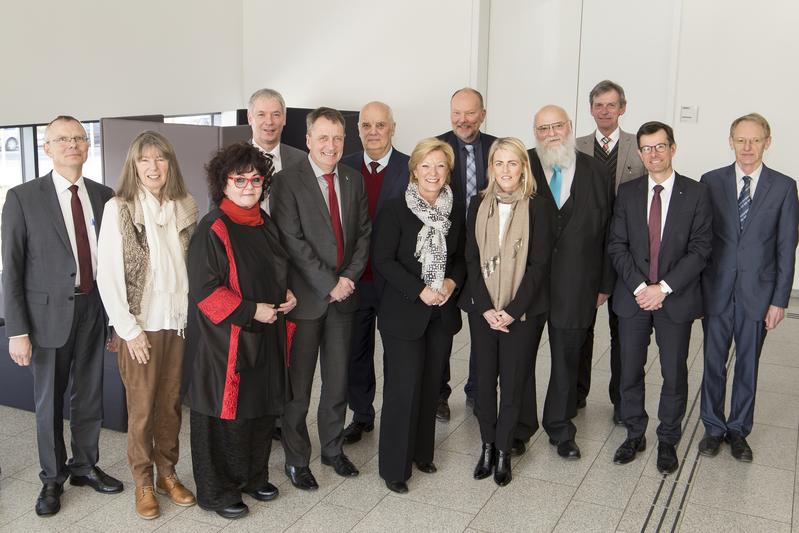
[1,299,798,532]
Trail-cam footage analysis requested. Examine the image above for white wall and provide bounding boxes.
[0,0,243,125]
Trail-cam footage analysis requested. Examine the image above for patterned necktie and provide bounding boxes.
[550,165,562,209]
[369,161,380,175]
[464,144,477,208]
[601,136,611,154]
[322,173,344,268]
[648,184,664,283]
[738,175,752,231]
[68,184,94,293]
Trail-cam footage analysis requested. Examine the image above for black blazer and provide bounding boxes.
[373,197,466,340]
[437,130,498,208]
[341,148,410,215]
[608,173,713,323]
[464,194,555,320]
[528,149,615,329]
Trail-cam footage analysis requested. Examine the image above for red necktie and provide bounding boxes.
[648,184,664,283]
[68,184,94,293]
[322,173,344,269]
[369,161,380,175]
[601,136,611,154]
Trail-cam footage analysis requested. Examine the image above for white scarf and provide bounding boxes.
[139,189,189,334]
[405,182,453,290]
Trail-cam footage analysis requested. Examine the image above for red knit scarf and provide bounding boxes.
[219,198,263,226]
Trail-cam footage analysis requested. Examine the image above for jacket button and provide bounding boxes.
[70,272,76,277]
[68,296,74,301]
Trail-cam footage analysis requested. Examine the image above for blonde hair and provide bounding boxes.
[482,137,536,198]
[729,112,771,138]
[408,138,455,185]
[117,131,187,202]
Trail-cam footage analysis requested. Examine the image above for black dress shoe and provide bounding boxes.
[69,466,123,494]
[726,431,753,462]
[216,501,249,519]
[550,438,581,460]
[436,398,451,421]
[284,465,319,490]
[656,442,679,474]
[414,461,437,473]
[494,450,512,486]
[343,420,375,444]
[698,434,723,457]
[509,438,528,457]
[576,397,587,409]
[321,453,359,477]
[613,409,624,426]
[247,482,279,501]
[613,436,646,465]
[272,426,282,442]
[385,480,408,493]
[35,482,63,516]
[474,442,495,480]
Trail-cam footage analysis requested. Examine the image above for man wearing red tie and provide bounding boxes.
[607,121,712,475]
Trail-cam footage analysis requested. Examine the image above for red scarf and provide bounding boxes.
[219,198,263,226]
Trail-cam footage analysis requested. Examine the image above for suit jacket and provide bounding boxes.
[464,195,554,320]
[1,172,114,347]
[270,158,371,320]
[279,142,307,171]
[701,163,799,321]
[577,129,646,192]
[528,149,615,328]
[436,130,498,208]
[608,173,712,323]
[373,197,466,340]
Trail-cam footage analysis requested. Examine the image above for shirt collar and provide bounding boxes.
[363,147,393,168]
[455,132,481,150]
[735,163,763,184]
[648,171,675,192]
[308,154,337,179]
[51,169,85,193]
[595,127,620,144]
[251,139,281,161]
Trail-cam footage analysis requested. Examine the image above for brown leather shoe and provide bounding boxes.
[135,486,160,520]
[156,474,196,507]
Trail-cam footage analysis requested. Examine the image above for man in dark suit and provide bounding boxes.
[2,116,121,516]
[340,101,409,444]
[270,107,371,490]
[699,113,798,461]
[525,105,614,460]
[608,121,712,475]
[575,80,646,422]
[436,87,497,420]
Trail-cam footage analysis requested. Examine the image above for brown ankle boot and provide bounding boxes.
[156,473,196,507]
[135,486,160,520]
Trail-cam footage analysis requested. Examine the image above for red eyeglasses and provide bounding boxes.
[227,175,265,188]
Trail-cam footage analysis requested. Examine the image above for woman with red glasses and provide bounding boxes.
[186,142,296,520]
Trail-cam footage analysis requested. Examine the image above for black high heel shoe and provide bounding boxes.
[473,442,495,480]
[494,450,512,486]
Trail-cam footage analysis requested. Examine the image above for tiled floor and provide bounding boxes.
[1,300,798,532]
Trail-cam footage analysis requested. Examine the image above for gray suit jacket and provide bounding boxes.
[270,158,371,320]
[577,129,645,192]
[1,173,114,347]
[279,142,306,171]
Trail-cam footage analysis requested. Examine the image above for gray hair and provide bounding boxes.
[248,88,286,113]
[588,80,627,107]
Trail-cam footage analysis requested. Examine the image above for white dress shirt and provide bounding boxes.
[51,170,98,287]
[253,139,283,213]
[735,163,762,199]
[634,172,675,295]
[309,155,344,224]
[362,148,393,173]
[542,161,576,208]
[595,127,620,153]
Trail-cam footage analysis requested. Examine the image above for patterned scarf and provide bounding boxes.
[405,182,453,290]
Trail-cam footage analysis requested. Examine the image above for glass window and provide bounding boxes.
[36,121,103,182]
[0,126,24,264]
[165,113,222,126]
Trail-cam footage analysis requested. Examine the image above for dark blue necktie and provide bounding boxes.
[738,175,751,231]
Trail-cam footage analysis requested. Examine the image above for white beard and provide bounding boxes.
[537,134,577,170]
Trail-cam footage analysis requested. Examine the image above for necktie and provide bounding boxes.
[601,136,611,154]
[68,184,93,293]
[648,184,664,283]
[322,173,344,268]
[464,144,477,208]
[369,161,380,175]
[550,165,562,209]
[738,175,751,231]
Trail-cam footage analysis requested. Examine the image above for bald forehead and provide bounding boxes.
[360,101,393,122]
[535,105,569,125]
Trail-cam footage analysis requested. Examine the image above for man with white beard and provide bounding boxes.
[515,105,613,460]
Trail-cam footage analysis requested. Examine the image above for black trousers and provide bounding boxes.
[31,288,105,484]
[282,305,353,466]
[513,316,547,442]
[474,312,545,452]
[379,312,452,482]
[347,281,379,424]
[577,299,621,410]
[618,309,691,444]
[190,410,274,511]
[543,324,590,442]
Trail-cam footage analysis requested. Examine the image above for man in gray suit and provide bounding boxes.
[270,107,371,490]
[247,88,306,212]
[2,116,121,516]
[575,80,645,423]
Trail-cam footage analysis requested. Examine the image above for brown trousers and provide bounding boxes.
[118,330,185,487]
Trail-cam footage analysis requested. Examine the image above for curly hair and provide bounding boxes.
[205,142,274,205]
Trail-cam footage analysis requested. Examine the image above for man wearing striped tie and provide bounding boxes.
[699,113,799,462]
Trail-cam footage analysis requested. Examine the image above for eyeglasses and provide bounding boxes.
[639,143,670,154]
[535,121,569,134]
[46,136,89,145]
[227,175,265,188]
[732,137,766,146]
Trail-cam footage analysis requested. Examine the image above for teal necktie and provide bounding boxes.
[550,165,562,209]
